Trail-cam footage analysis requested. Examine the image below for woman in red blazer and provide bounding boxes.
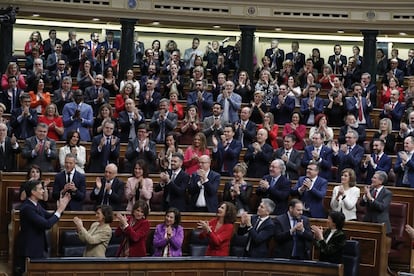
[198,201,237,256]
[115,200,150,257]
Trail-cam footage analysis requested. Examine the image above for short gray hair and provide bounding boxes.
[261,198,275,214]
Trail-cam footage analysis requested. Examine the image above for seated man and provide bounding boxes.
[0,123,20,171]
[238,198,275,257]
[212,124,242,176]
[125,124,157,173]
[90,163,125,211]
[21,123,57,172]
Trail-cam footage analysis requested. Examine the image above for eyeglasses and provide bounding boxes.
[345,136,353,139]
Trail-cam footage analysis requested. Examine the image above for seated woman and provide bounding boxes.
[311,211,347,264]
[38,103,64,141]
[371,118,395,155]
[19,165,50,208]
[125,160,153,212]
[197,201,237,256]
[179,105,200,145]
[73,205,113,257]
[158,132,184,171]
[308,113,334,146]
[58,130,86,173]
[183,132,210,175]
[223,163,252,215]
[153,207,184,257]
[282,112,306,150]
[115,200,150,257]
[330,168,360,221]
[258,112,279,149]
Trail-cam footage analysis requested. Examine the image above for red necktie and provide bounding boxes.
[373,189,378,199]
[375,155,380,164]
[358,101,363,121]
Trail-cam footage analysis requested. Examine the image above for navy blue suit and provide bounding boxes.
[234,120,256,148]
[10,107,38,140]
[346,96,373,128]
[286,52,305,73]
[361,153,392,184]
[244,143,273,178]
[212,139,242,176]
[270,95,295,125]
[138,90,161,119]
[52,170,86,211]
[291,176,327,218]
[362,83,377,107]
[186,90,213,120]
[88,134,120,172]
[379,101,404,130]
[237,215,275,257]
[154,169,190,211]
[301,145,333,181]
[90,177,125,211]
[188,170,220,212]
[256,175,291,215]
[300,97,324,125]
[333,144,365,182]
[62,101,94,142]
[394,154,414,188]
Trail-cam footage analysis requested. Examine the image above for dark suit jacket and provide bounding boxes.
[346,96,373,128]
[383,68,404,86]
[273,213,313,259]
[186,91,213,120]
[244,143,273,178]
[265,48,285,71]
[256,175,291,215]
[270,95,295,125]
[10,107,38,140]
[0,88,22,113]
[21,136,57,172]
[90,177,125,211]
[43,38,62,58]
[338,125,366,146]
[234,120,256,148]
[53,89,74,114]
[84,86,110,116]
[138,90,161,119]
[394,154,414,188]
[285,52,306,73]
[301,145,333,181]
[362,83,377,107]
[291,176,327,218]
[0,136,20,171]
[274,148,302,180]
[88,134,120,173]
[188,170,220,212]
[202,115,228,146]
[333,144,365,182]
[118,110,145,143]
[149,111,178,143]
[238,215,275,257]
[124,139,157,173]
[154,169,190,212]
[212,139,242,176]
[300,97,324,125]
[328,54,347,75]
[360,186,392,234]
[315,229,347,263]
[52,170,86,210]
[17,199,60,258]
[379,101,404,130]
[361,153,392,184]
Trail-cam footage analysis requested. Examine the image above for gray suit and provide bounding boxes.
[202,115,228,146]
[273,148,302,180]
[22,136,57,172]
[360,187,392,234]
[149,111,178,143]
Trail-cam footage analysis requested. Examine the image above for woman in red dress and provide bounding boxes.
[282,111,306,150]
[38,103,64,141]
[198,201,237,256]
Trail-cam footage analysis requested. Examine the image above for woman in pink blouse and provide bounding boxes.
[125,160,153,211]
[282,111,306,150]
[1,62,26,91]
[183,132,210,175]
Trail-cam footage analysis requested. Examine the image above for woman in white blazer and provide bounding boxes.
[59,130,86,173]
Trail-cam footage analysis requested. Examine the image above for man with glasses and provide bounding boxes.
[125,124,157,173]
[332,130,364,182]
[379,89,404,130]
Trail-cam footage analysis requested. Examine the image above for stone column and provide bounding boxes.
[118,18,136,84]
[361,30,379,78]
[239,25,256,80]
[0,7,17,74]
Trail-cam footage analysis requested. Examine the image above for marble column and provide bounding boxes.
[239,25,256,80]
[118,18,136,84]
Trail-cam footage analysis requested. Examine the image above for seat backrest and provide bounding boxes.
[189,229,209,256]
[150,190,164,212]
[343,240,360,276]
[389,202,408,238]
[230,234,248,257]
[106,229,122,257]
[60,230,85,257]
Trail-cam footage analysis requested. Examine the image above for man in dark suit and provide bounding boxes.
[0,123,20,171]
[10,93,38,140]
[394,136,414,188]
[155,153,190,211]
[21,123,57,172]
[328,44,347,76]
[62,89,94,142]
[139,79,161,119]
[43,29,62,59]
[346,82,373,128]
[133,32,145,65]
[301,132,333,181]
[88,120,120,173]
[45,44,68,71]
[332,129,365,182]
[84,74,110,116]
[188,155,220,212]
[149,98,178,144]
[99,31,120,61]
[274,134,302,180]
[384,58,405,85]
[85,32,100,60]
[270,84,295,125]
[361,139,392,184]
[238,198,276,257]
[125,124,157,173]
[285,41,305,73]
[379,89,404,130]
[0,75,22,113]
[187,80,213,120]
[234,106,256,148]
[273,199,313,259]
[118,98,145,142]
[256,159,291,215]
[212,124,242,176]
[291,163,327,218]
[52,153,86,211]
[361,72,377,107]
[15,180,70,276]
[264,39,284,72]
[300,84,324,126]
[202,102,228,146]
[360,171,393,234]
[67,38,94,77]
[49,59,71,91]
[90,163,125,211]
[244,129,273,178]
[338,114,366,146]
